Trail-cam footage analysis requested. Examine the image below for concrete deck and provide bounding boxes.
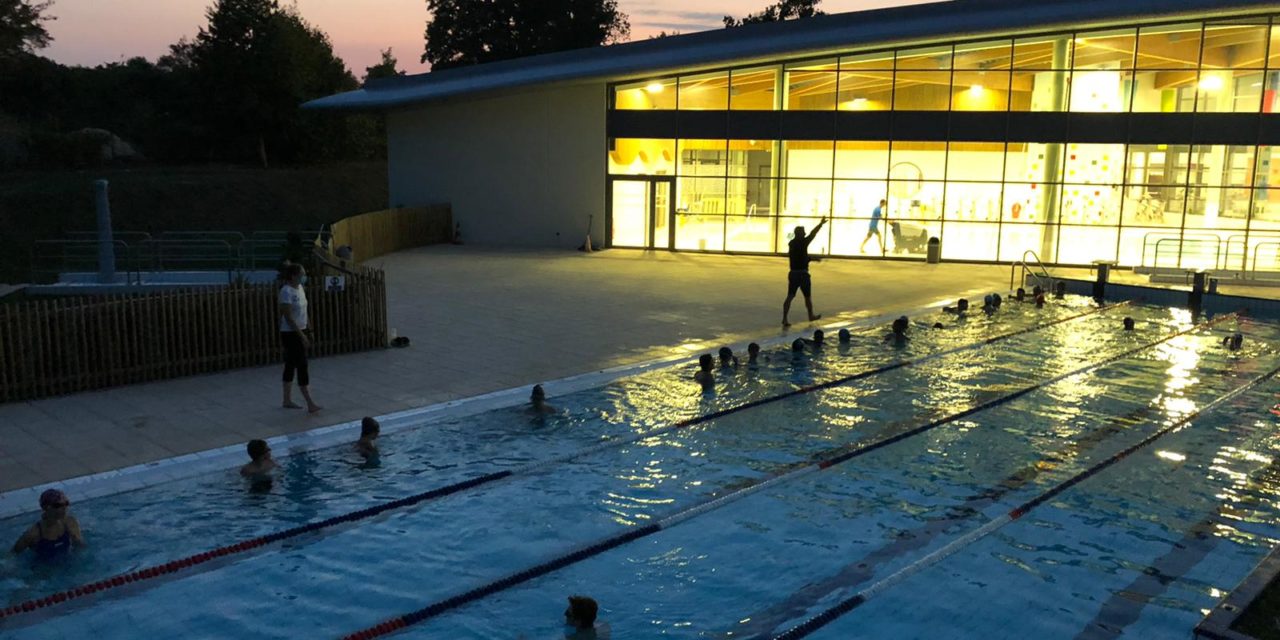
[0,247,1011,495]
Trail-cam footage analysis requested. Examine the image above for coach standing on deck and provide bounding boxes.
[782,217,828,327]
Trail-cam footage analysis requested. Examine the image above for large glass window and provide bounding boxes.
[609,139,675,175]
[1013,35,1072,69]
[947,142,1005,182]
[895,45,953,110]
[679,72,729,110]
[677,139,727,217]
[783,140,834,179]
[838,70,894,110]
[786,60,838,110]
[731,67,779,110]
[835,141,890,180]
[1135,24,1202,70]
[726,139,775,215]
[607,14,1280,266]
[1202,21,1268,71]
[1073,28,1137,69]
[952,40,1011,111]
[613,78,677,110]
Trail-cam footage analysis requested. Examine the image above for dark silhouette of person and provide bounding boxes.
[694,354,715,391]
[782,218,828,327]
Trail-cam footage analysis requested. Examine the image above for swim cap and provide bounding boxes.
[40,489,68,509]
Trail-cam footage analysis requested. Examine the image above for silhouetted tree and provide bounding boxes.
[0,0,53,60]
[364,47,403,82]
[724,0,823,28]
[180,0,359,165]
[423,0,629,70]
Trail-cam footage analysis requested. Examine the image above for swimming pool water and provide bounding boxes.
[3,299,1279,639]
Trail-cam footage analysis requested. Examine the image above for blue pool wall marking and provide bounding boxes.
[332,314,1230,640]
[0,294,991,522]
[770,345,1279,640]
[0,301,1121,624]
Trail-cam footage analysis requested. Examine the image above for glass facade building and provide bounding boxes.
[606,15,1280,270]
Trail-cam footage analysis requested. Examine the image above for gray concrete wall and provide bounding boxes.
[386,84,606,249]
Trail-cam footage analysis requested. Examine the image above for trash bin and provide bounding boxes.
[926,237,941,264]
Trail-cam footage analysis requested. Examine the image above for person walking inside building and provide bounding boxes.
[782,218,828,327]
[279,264,321,413]
[860,199,888,254]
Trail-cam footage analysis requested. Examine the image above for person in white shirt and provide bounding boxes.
[279,264,321,412]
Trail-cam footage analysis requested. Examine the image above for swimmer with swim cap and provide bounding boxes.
[11,489,86,558]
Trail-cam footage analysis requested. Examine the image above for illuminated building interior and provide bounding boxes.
[607,17,1280,269]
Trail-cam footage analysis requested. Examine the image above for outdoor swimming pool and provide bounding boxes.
[3,297,1280,639]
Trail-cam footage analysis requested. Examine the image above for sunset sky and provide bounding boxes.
[40,0,935,76]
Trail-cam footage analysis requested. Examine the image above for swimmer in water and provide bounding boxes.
[240,439,277,478]
[838,328,851,344]
[746,342,761,365]
[718,346,739,369]
[943,298,969,315]
[1014,287,1026,302]
[1123,317,1135,331]
[530,384,558,414]
[564,595,611,639]
[356,417,380,457]
[694,354,715,390]
[11,489,85,559]
[884,316,910,346]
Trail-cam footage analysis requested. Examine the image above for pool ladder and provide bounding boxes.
[1010,249,1055,292]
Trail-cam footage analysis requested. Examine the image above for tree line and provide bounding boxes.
[0,0,401,168]
[0,0,821,169]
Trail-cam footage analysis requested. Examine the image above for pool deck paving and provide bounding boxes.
[0,247,1046,496]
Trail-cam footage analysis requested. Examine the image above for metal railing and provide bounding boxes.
[30,230,335,281]
[30,240,141,284]
[1140,232,1222,270]
[1009,249,1054,291]
[1253,242,1280,277]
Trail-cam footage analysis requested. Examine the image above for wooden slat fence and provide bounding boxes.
[330,205,451,263]
[0,267,387,403]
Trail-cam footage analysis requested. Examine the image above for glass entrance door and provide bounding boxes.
[610,178,674,249]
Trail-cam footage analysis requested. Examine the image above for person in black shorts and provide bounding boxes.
[782,218,828,327]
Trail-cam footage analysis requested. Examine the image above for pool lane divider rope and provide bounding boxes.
[0,302,1126,624]
[770,335,1278,640]
[333,312,1229,640]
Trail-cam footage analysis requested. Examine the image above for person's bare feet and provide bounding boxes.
[808,314,822,322]
[782,319,792,327]
[283,402,303,409]
[307,404,323,414]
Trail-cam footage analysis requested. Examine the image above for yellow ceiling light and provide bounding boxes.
[645,82,665,94]
[1199,75,1224,91]
[969,84,985,95]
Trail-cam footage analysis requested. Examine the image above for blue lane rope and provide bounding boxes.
[771,338,1278,640]
[0,302,1124,623]
[336,312,1227,640]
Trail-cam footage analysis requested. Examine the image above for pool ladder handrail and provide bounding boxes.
[1009,249,1055,292]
